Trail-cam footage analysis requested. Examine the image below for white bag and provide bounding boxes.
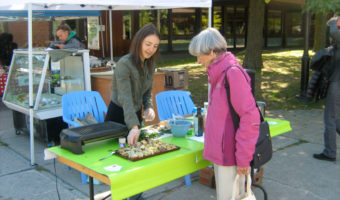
[231,174,256,200]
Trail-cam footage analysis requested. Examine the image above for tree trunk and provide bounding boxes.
[313,13,327,52]
[243,0,265,70]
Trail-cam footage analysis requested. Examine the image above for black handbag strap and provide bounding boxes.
[224,65,264,132]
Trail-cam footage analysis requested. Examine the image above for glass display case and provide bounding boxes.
[2,49,91,120]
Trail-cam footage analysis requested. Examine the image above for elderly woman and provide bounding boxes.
[49,23,85,49]
[188,28,260,199]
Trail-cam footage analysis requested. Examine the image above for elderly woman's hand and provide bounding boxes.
[143,108,155,122]
[237,166,250,175]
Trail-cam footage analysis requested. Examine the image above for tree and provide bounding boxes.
[305,0,340,14]
[305,0,340,51]
[243,0,265,70]
[313,13,327,52]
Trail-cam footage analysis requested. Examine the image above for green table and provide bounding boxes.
[265,117,292,137]
[47,118,291,200]
[48,136,210,200]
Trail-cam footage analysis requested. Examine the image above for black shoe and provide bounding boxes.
[313,153,336,161]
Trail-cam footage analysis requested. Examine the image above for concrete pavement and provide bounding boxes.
[0,100,339,200]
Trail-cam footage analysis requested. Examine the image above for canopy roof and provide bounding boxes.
[0,10,101,17]
[0,0,211,11]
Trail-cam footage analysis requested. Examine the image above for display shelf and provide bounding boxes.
[2,49,91,120]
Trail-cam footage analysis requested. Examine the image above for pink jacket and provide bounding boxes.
[203,52,260,167]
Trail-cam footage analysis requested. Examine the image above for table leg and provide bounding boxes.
[89,176,94,200]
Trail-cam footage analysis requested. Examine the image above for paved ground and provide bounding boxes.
[0,100,339,200]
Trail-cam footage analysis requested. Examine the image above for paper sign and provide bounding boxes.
[104,164,122,172]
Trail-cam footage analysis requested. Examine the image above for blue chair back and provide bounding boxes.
[62,91,107,127]
[155,90,195,121]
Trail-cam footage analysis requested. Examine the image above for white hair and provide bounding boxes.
[188,27,227,56]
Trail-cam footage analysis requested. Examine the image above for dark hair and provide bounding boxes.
[129,24,160,72]
[0,33,13,43]
[57,22,71,33]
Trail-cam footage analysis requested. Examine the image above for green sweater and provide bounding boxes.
[110,54,155,129]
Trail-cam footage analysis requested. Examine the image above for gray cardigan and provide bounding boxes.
[110,54,154,129]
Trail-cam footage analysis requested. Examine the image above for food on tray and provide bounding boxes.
[139,124,171,140]
[116,139,179,161]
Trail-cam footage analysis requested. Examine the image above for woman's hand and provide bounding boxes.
[237,166,250,175]
[143,108,155,122]
[54,44,65,49]
[127,126,140,145]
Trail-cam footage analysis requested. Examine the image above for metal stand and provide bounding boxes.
[89,176,94,200]
[251,166,268,200]
[297,7,310,102]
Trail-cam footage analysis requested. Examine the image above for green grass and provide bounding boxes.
[157,49,325,110]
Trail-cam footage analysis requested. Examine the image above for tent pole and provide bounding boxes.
[28,3,35,166]
[109,10,113,61]
[208,5,212,100]
[208,6,212,27]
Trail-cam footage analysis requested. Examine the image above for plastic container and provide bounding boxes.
[119,137,126,148]
[169,120,192,137]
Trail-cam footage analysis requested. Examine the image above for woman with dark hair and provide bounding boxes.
[106,24,160,146]
[48,22,85,49]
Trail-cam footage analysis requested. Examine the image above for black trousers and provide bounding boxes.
[105,102,144,200]
[105,101,142,128]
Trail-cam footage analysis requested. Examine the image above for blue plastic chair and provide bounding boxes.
[155,90,195,186]
[62,91,107,184]
[156,90,195,121]
[62,91,107,128]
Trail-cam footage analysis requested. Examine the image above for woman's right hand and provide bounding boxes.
[237,166,250,175]
[127,126,140,145]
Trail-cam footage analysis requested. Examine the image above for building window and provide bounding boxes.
[234,7,246,48]
[286,12,303,47]
[123,11,132,40]
[139,10,156,27]
[213,6,223,32]
[222,6,246,49]
[172,8,195,37]
[267,10,282,47]
[224,6,234,48]
[171,8,196,51]
[159,10,169,37]
[201,9,209,30]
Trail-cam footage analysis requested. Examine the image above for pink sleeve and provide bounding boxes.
[227,66,260,167]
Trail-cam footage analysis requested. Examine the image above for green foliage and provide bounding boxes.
[139,10,155,26]
[304,0,340,14]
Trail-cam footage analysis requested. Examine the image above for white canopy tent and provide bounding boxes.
[0,0,212,165]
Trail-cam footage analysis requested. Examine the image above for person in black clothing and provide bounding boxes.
[48,23,85,49]
[313,16,340,161]
[0,33,18,66]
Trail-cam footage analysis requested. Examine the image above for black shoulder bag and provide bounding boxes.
[224,65,272,168]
